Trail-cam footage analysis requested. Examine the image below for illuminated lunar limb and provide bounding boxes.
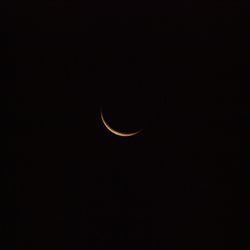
[100,110,142,137]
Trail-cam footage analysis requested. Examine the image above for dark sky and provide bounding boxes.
[12,2,249,250]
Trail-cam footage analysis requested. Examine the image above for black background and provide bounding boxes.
[11,1,249,249]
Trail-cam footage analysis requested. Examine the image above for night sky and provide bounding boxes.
[12,2,249,250]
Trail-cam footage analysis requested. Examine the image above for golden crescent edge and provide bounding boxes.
[100,110,142,137]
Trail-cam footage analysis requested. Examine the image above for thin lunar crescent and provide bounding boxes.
[100,110,142,137]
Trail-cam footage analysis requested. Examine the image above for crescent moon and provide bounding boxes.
[100,110,142,137]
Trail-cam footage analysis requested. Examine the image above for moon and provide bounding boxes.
[100,109,142,137]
